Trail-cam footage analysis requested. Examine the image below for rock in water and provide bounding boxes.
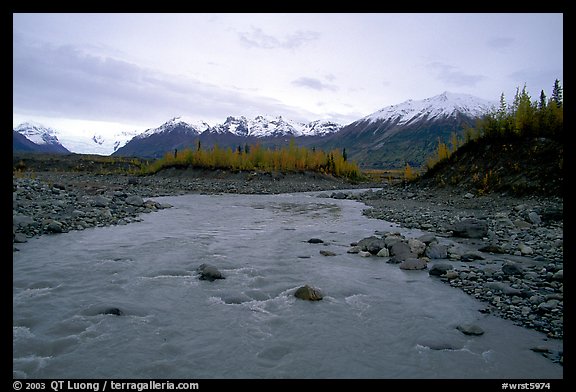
[101,307,123,316]
[307,238,324,244]
[320,250,336,256]
[294,285,323,301]
[399,258,427,270]
[428,263,453,276]
[197,263,225,281]
[456,324,484,336]
[356,236,387,254]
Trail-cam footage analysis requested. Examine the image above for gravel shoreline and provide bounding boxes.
[13,170,563,360]
[350,184,563,343]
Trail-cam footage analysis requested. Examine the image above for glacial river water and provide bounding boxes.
[13,191,563,379]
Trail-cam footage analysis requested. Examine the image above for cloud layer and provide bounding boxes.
[238,28,320,49]
[13,35,317,126]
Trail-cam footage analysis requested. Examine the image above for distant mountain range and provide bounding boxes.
[113,115,342,157]
[13,91,496,168]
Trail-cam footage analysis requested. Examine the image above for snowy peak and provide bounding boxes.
[151,115,342,138]
[247,115,305,137]
[363,91,496,126]
[137,116,211,139]
[14,122,63,146]
[302,119,342,136]
[210,115,305,137]
[13,122,70,154]
[216,116,341,137]
[211,116,250,136]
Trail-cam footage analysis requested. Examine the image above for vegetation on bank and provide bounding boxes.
[405,80,563,195]
[140,140,363,181]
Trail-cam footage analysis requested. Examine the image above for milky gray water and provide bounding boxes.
[13,191,562,379]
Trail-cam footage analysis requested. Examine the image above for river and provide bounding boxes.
[13,191,563,379]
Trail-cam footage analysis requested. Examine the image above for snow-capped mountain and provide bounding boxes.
[114,115,342,157]
[362,91,495,126]
[14,122,66,148]
[244,115,304,137]
[135,116,211,139]
[318,91,496,168]
[302,119,342,136]
[210,115,308,137]
[114,117,215,158]
[13,122,70,154]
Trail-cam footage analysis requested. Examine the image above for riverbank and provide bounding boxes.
[348,183,563,343]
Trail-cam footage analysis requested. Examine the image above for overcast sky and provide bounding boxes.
[13,13,563,136]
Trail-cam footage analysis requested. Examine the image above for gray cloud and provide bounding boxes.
[291,77,338,92]
[239,27,320,49]
[13,37,318,126]
[427,62,485,87]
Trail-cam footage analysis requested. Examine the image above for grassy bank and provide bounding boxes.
[141,142,364,181]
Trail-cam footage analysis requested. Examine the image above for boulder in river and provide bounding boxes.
[357,236,387,254]
[425,243,448,259]
[100,307,124,316]
[429,263,454,276]
[320,250,336,256]
[456,324,485,336]
[197,263,225,281]
[308,238,324,244]
[399,258,427,270]
[294,285,323,301]
[389,241,415,261]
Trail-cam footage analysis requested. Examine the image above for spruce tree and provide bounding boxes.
[551,79,563,108]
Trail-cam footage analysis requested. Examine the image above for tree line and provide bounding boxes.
[466,79,563,142]
[142,140,362,181]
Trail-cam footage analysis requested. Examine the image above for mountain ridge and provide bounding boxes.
[14,91,495,167]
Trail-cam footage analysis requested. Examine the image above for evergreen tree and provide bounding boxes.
[514,84,536,136]
[551,79,563,108]
[342,148,347,162]
[497,93,507,120]
[512,86,521,115]
[538,90,547,110]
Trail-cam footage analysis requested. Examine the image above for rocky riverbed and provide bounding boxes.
[12,170,563,361]
[326,184,563,348]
